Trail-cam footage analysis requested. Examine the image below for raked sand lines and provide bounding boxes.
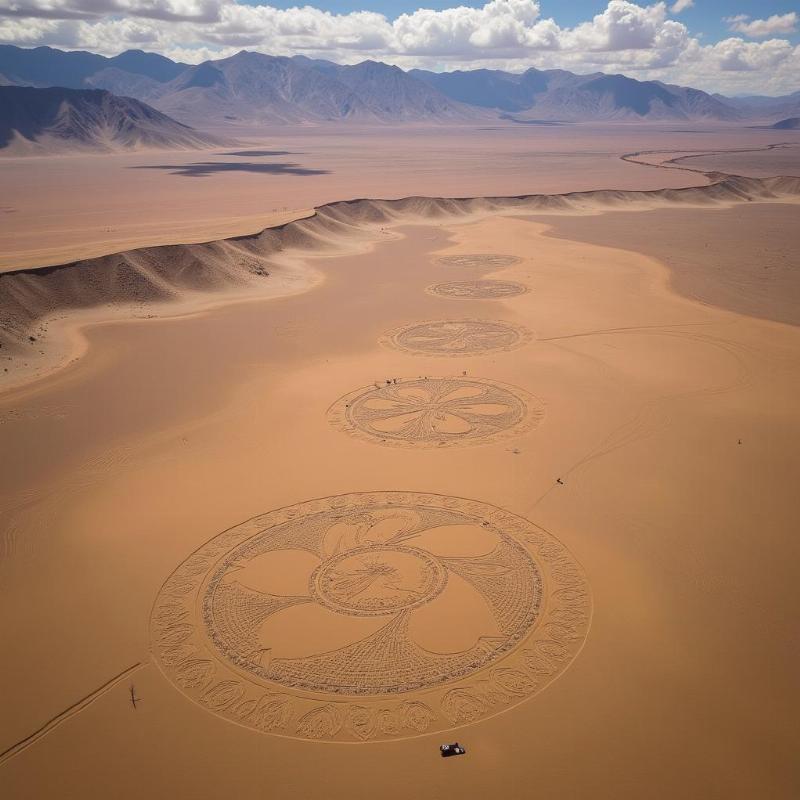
[328,377,544,449]
[150,492,591,743]
[381,320,532,356]
[435,254,523,270]
[427,280,529,299]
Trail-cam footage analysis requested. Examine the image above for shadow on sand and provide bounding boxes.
[219,150,301,157]
[129,161,329,178]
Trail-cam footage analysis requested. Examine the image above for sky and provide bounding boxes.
[1,0,799,95]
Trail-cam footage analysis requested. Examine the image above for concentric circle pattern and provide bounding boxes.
[428,280,529,299]
[436,254,522,269]
[327,377,544,448]
[310,545,447,616]
[151,492,591,742]
[381,319,531,356]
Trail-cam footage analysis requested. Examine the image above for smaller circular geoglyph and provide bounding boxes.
[328,377,544,449]
[381,319,532,357]
[436,254,522,269]
[428,280,529,300]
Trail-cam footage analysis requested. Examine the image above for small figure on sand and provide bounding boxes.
[130,685,141,710]
[556,478,564,485]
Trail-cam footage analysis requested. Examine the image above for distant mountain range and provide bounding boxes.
[142,53,476,124]
[1,44,799,128]
[0,46,475,125]
[0,85,222,154]
[411,68,743,122]
[714,91,800,122]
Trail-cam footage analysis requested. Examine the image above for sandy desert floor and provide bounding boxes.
[1,157,799,799]
[2,122,797,270]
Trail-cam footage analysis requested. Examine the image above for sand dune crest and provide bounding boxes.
[1,173,798,385]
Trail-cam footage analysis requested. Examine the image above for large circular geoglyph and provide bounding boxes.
[151,492,591,742]
[328,377,544,448]
[436,254,522,269]
[381,319,531,356]
[428,280,529,300]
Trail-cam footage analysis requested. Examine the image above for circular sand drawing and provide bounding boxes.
[328,377,544,449]
[381,320,531,356]
[151,492,591,742]
[436,254,522,269]
[428,280,528,300]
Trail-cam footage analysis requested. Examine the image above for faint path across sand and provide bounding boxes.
[528,323,753,510]
[620,141,797,176]
[0,662,145,768]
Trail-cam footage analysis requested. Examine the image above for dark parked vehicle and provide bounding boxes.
[440,743,466,757]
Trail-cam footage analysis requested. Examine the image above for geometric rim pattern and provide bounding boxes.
[427,280,529,300]
[150,492,592,743]
[380,319,533,357]
[327,377,545,449]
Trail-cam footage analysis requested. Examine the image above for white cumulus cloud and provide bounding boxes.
[0,0,228,22]
[725,12,798,39]
[710,36,795,71]
[0,0,798,94]
[669,0,693,13]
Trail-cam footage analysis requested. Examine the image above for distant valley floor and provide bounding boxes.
[2,123,799,272]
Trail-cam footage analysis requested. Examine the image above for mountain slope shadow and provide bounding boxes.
[129,161,329,178]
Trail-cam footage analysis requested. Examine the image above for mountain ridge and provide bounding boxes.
[1,44,799,125]
[0,85,224,155]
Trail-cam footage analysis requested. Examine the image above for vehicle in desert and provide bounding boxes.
[440,743,467,757]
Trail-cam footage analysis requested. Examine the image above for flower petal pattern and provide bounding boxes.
[152,492,591,742]
[203,502,543,693]
[388,320,526,355]
[330,377,542,448]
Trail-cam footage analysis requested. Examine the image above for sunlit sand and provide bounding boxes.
[1,139,799,798]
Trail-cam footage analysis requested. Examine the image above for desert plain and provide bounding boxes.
[1,123,799,800]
